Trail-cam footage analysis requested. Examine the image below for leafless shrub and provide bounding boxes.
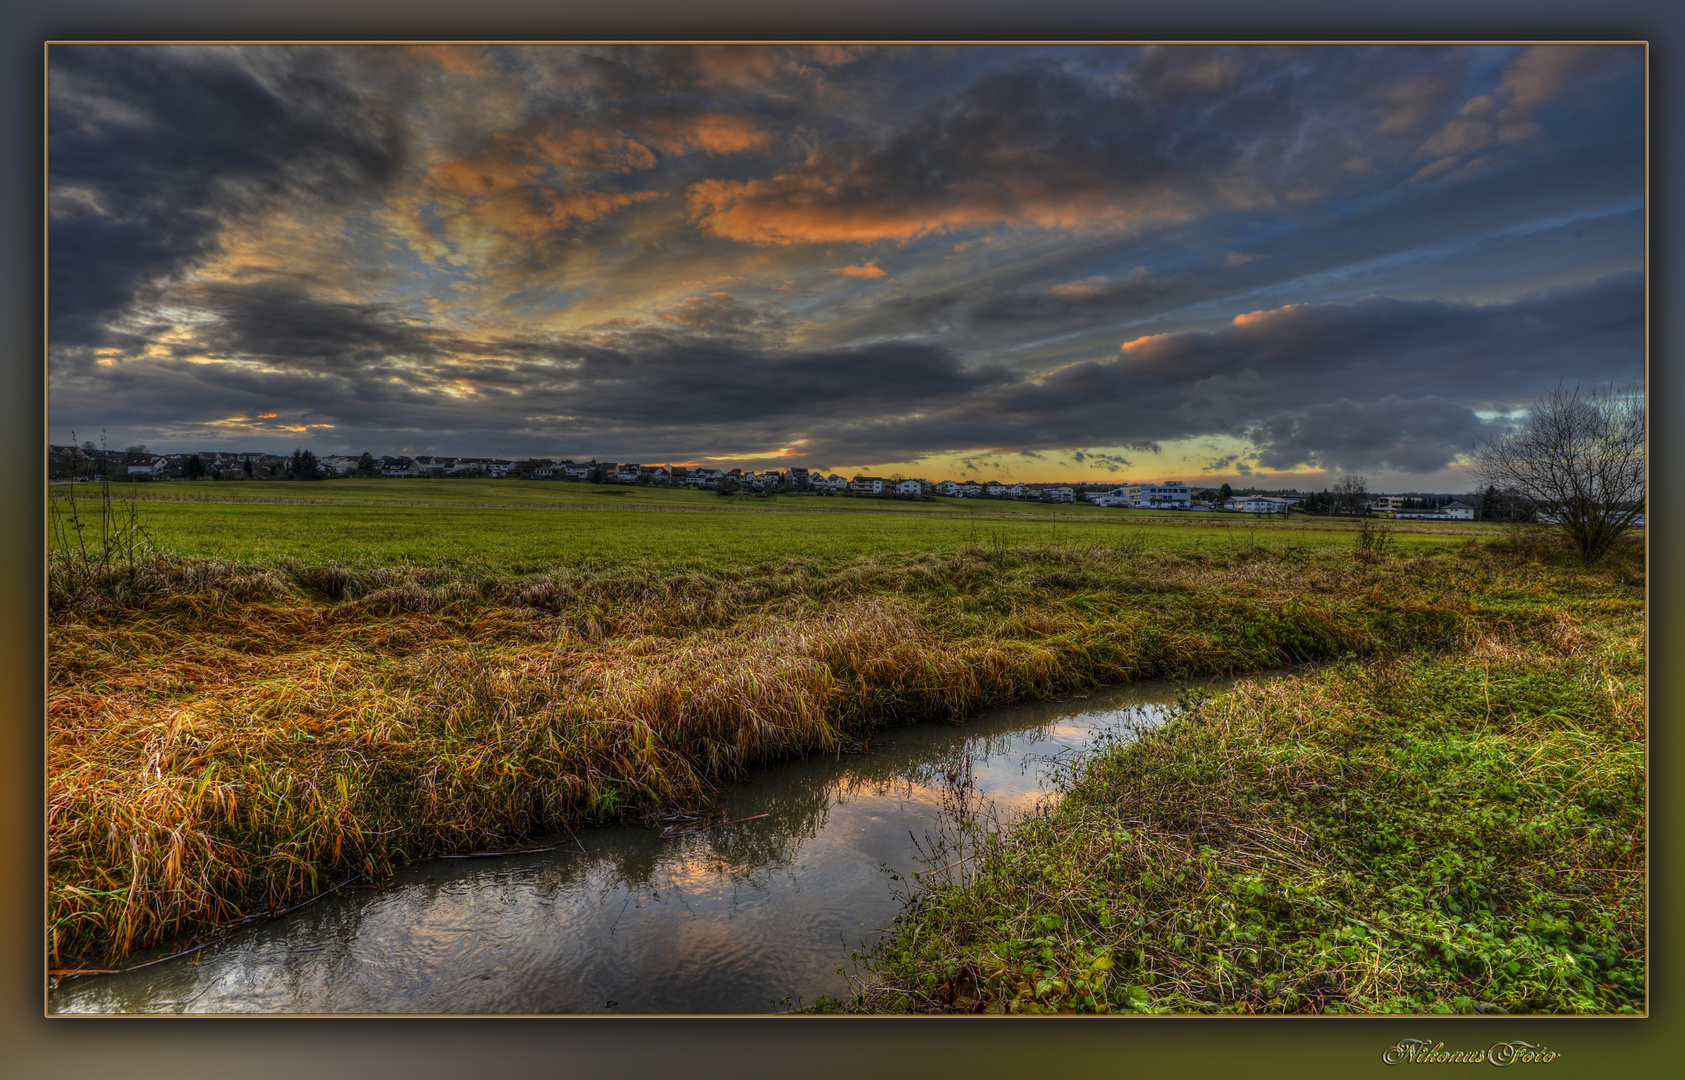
[1352,519,1395,564]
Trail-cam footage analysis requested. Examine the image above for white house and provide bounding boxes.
[935,480,960,496]
[445,457,511,478]
[850,476,887,494]
[410,455,451,475]
[319,455,360,475]
[1131,481,1192,508]
[1092,487,1133,508]
[1089,481,1192,508]
[1226,495,1294,514]
[1442,501,1476,520]
[616,463,642,482]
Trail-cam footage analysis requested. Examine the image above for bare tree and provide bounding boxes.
[1332,474,1369,516]
[1471,382,1643,564]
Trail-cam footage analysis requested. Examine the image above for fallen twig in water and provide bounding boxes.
[659,812,769,839]
[409,844,558,862]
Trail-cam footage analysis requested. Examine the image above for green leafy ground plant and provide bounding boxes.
[842,541,1644,1015]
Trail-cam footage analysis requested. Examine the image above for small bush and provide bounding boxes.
[1352,519,1395,564]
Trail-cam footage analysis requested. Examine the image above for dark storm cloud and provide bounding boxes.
[1112,272,1643,405]
[46,44,1645,477]
[50,272,1022,458]
[55,273,1636,472]
[49,46,412,345]
[175,281,450,367]
[1247,396,1495,474]
[686,47,1497,245]
[546,333,1017,431]
[1054,275,1635,470]
[760,273,1640,470]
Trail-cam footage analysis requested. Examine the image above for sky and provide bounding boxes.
[47,43,1644,489]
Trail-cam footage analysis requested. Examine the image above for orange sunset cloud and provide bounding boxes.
[407,45,487,77]
[687,167,1200,246]
[1232,304,1305,327]
[830,263,886,278]
[641,114,771,156]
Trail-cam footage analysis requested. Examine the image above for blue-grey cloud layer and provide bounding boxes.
[48,44,1644,479]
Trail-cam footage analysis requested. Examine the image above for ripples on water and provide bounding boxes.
[51,679,1222,1014]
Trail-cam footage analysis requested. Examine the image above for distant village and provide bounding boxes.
[47,444,1487,519]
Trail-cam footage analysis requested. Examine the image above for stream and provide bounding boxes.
[49,677,1227,1014]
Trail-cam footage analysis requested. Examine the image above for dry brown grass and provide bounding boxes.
[48,536,1643,969]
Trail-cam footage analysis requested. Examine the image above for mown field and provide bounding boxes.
[50,479,1498,568]
[46,483,1642,1016]
[52,476,1341,514]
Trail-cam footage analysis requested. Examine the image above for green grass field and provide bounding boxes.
[51,479,1500,570]
[60,476,1162,513]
